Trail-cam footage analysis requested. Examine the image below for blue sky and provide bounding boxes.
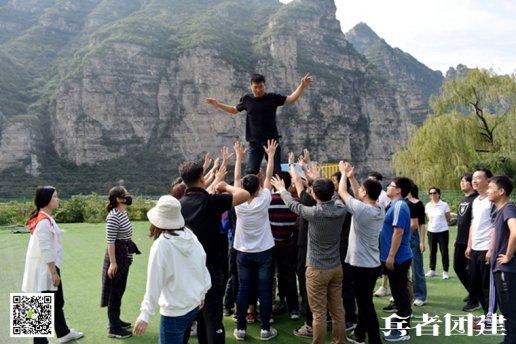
[281,0,516,75]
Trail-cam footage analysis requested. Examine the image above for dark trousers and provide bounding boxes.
[494,271,516,344]
[184,266,225,344]
[350,266,382,344]
[236,249,274,331]
[107,267,129,329]
[469,249,491,314]
[297,245,313,326]
[272,244,299,312]
[34,268,70,344]
[427,231,449,271]
[246,141,282,175]
[223,247,238,311]
[340,252,357,323]
[454,243,478,303]
[383,259,412,328]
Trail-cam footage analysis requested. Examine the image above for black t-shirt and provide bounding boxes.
[236,93,287,142]
[180,187,233,267]
[297,190,316,247]
[491,203,516,273]
[407,199,425,226]
[456,192,478,244]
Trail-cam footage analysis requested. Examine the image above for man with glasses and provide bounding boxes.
[380,177,413,342]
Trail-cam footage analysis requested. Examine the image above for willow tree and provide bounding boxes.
[393,69,516,189]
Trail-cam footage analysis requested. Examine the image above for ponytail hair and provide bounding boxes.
[106,186,126,212]
[28,186,56,221]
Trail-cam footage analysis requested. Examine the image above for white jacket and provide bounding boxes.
[22,212,61,292]
[138,227,211,322]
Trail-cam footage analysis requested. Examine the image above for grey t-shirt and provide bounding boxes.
[345,196,385,268]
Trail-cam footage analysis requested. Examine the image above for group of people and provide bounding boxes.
[20,72,515,344]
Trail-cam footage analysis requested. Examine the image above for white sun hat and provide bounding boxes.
[147,195,185,229]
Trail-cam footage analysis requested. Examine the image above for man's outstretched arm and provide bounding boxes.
[206,98,239,115]
[285,73,312,105]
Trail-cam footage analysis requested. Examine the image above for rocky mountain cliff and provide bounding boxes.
[345,23,444,126]
[0,0,443,197]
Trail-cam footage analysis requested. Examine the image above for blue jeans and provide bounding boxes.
[236,249,273,331]
[160,307,198,344]
[246,141,282,175]
[410,231,427,301]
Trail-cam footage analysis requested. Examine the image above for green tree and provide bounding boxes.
[393,69,516,189]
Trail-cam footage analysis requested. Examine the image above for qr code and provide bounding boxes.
[10,293,54,338]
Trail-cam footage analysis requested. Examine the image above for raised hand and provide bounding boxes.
[263,139,278,156]
[288,152,296,165]
[271,175,286,192]
[206,98,218,106]
[203,152,212,172]
[301,73,312,87]
[233,142,247,160]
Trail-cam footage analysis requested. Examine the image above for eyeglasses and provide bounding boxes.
[429,192,438,195]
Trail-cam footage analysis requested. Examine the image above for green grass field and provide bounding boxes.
[0,223,504,343]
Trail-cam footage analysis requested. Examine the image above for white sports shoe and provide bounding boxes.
[425,270,436,277]
[373,286,389,297]
[59,329,84,343]
[443,271,450,279]
[413,299,427,307]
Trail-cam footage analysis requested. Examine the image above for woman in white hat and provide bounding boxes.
[133,195,211,344]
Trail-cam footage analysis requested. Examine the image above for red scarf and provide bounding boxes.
[26,212,52,235]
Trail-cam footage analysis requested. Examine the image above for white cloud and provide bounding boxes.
[281,0,516,74]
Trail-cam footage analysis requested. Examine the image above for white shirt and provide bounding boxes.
[234,188,275,253]
[471,195,494,251]
[425,200,451,233]
[377,190,391,209]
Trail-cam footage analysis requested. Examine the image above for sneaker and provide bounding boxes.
[108,327,132,339]
[425,270,436,277]
[293,323,313,338]
[413,299,427,307]
[443,271,450,280]
[106,321,131,330]
[373,286,389,297]
[223,308,232,316]
[233,329,246,341]
[346,322,357,331]
[290,311,300,320]
[231,314,238,322]
[462,303,481,312]
[383,301,398,313]
[273,301,287,314]
[190,322,197,337]
[260,327,278,341]
[346,334,365,344]
[384,330,410,342]
[59,329,84,343]
[246,313,255,324]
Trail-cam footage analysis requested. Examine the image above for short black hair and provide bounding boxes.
[250,73,265,84]
[474,168,493,179]
[392,177,412,198]
[312,178,335,202]
[179,161,204,186]
[489,176,513,197]
[367,171,383,182]
[277,171,292,190]
[362,179,382,201]
[242,174,260,196]
[461,173,473,183]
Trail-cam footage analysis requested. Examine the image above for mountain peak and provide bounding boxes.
[344,22,381,53]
